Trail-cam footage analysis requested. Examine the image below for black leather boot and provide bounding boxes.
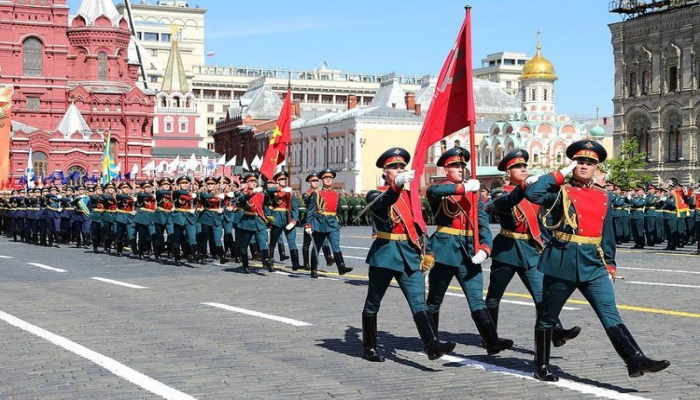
[413,311,456,360]
[92,238,99,254]
[693,240,700,255]
[552,322,582,347]
[362,314,385,362]
[606,324,670,377]
[310,251,318,279]
[116,242,123,257]
[322,245,334,266]
[250,242,260,261]
[334,252,353,275]
[278,242,288,261]
[105,238,111,255]
[302,248,310,270]
[217,246,228,264]
[429,311,440,338]
[153,243,161,261]
[290,249,300,271]
[261,249,273,272]
[187,244,197,264]
[131,239,139,259]
[534,328,558,381]
[241,253,251,274]
[472,308,513,355]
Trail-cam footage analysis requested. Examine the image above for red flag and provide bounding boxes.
[410,7,476,232]
[260,88,292,181]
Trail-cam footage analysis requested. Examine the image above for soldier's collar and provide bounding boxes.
[569,177,593,188]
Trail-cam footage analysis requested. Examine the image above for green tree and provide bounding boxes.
[603,137,651,189]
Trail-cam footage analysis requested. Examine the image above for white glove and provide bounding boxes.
[660,196,667,201]
[227,191,235,197]
[56,195,63,199]
[464,179,481,192]
[470,249,488,265]
[394,170,415,187]
[253,187,264,194]
[285,222,295,231]
[192,193,197,198]
[217,193,225,199]
[560,160,578,176]
[305,227,312,235]
[525,175,540,186]
[132,196,137,201]
[282,187,293,193]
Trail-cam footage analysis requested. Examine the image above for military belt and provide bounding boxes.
[631,207,644,211]
[646,207,655,210]
[375,232,408,241]
[320,211,337,216]
[436,226,474,236]
[156,207,172,213]
[499,229,533,240]
[104,209,116,213]
[554,231,601,245]
[117,209,134,214]
[139,207,155,213]
[174,208,193,212]
[273,207,289,211]
[244,211,258,216]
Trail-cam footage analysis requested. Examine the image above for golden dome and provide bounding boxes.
[520,43,558,81]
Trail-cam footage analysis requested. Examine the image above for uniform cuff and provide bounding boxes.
[480,245,491,256]
[454,183,465,195]
[552,171,565,186]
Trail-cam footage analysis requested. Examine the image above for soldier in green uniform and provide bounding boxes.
[220,176,238,262]
[199,176,227,264]
[692,186,700,255]
[425,147,513,355]
[87,184,105,253]
[172,176,199,265]
[661,183,679,250]
[235,173,270,274]
[134,181,156,260]
[485,149,580,348]
[153,178,174,262]
[629,184,647,249]
[525,139,669,381]
[644,184,659,247]
[102,182,117,254]
[362,147,455,362]
[266,171,300,271]
[114,181,137,257]
[300,172,319,270]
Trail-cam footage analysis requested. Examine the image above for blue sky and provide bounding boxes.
[70,0,620,116]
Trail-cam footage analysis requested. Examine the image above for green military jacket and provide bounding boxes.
[645,194,659,217]
[629,196,646,220]
[134,192,155,226]
[198,192,223,227]
[171,190,197,226]
[153,190,173,226]
[524,172,617,283]
[491,185,541,269]
[305,189,342,232]
[235,190,267,232]
[266,187,299,227]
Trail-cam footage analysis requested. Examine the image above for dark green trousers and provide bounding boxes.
[485,260,544,308]
[427,262,486,313]
[363,266,427,316]
[536,274,623,330]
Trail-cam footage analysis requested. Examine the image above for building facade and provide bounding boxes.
[610,0,700,185]
[474,51,531,97]
[1,0,155,181]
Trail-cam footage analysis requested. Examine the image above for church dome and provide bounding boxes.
[589,124,605,138]
[520,44,557,81]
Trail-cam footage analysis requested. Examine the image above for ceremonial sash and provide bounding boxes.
[391,190,421,250]
[514,200,544,248]
[248,192,266,221]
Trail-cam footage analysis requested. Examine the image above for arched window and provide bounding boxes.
[23,38,43,76]
[641,70,650,95]
[629,72,637,97]
[668,125,681,162]
[98,52,108,80]
[178,116,188,133]
[33,151,48,178]
[543,88,548,101]
[67,166,86,184]
[164,116,174,133]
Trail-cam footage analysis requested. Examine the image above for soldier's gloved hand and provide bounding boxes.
[305,227,312,235]
[253,187,264,194]
[227,191,235,197]
[285,222,295,231]
[560,160,578,177]
[464,179,480,192]
[282,187,293,193]
[217,193,225,199]
[525,175,540,186]
[470,249,488,264]
[56,195,63,199]
[394,170,415,187]
[192,193,198,198]
[660,196,667,201]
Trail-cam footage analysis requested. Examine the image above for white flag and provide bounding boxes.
[26,147,35,188]
[114,162,122,172]
[217,154,226,165]
[241,158,249,171]
[251,155,261,170]
[142,161,156,172]
[225,155,237,167]
[131,163,139,178]
[167,155,181,172]
[155,161,167,173]
[185,153,199,172]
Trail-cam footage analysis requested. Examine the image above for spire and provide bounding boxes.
[161,32,189,93]
[57,103,92,137]
[75,0,123,28]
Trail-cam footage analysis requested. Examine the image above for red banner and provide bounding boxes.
[260,88,292,181]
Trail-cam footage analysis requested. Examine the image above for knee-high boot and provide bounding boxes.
[278,242,288,261]
[240,252,251,274]
[472,308,513,355]
[333,252,353,275]
[290,249,300,271]
[322,245,334,266]
[534,329,558,381]
[552,322,582,347]
[413,311,456,360]
[362,314,385,362]
[310,251,318,279]
[217,246,228,264]
[262,249,273,272]
[606,324,670,377]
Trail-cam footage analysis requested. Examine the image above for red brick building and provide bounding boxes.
[1,0,154,180]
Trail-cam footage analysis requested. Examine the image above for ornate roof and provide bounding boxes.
[11,120,39,134]
[74,0,124,28]
[161,40,189,93]
[56,104,92,137]
[370,73,407,109]
[229,77,284,120]
[520,34,557,81]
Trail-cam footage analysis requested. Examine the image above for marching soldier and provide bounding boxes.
[629,184,646,249]
[172,176,199,265]
[301,171,334,271]
[59,187,75,244]
[220,176,239,262]
[266,171,300,271]
[661,183,679,251]
[525,139,669,381]
[425,147,513,355]
[675,184,690,247]
[102,182,117,254]
[115,181,137,257]
[361,147,455,362]
[134,181,156,260]
[305,169,352,278]
[153,178,174,261]
[87,184,105,253]
[486,149,580,348]
[235,173,269,274]
[693,184,700,255]
[644,184,659,247]
[73,185,90,248]
[199,176,227,264]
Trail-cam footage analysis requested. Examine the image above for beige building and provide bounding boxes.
[474,51,531,96]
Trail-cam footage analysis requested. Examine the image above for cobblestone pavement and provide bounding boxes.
[0,226,697,399]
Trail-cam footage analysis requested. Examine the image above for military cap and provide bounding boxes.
[117,181,132,190]
[319,169,336,179]
[176,176,190,185]
[437,146,470,167]
[647,184,657,190]
[41,187,49,193]
[87,186,95,193]
[205,176,219,185]
[49,186,58,192]
[566,140,607,163]
[305,171,319,182]
[158,177,173,186]
[498,149,529,171]
[243,173,258,183]
[77,185,87,191]
[220,176,232,185]
[193,178,203,186]
[375,147,410,168]
[141,180,154,188]
[273,171,289,181]
[33,188,42,194]
[66,186,74,193]
[10,189,18,195]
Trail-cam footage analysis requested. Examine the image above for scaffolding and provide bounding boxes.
[608,0,699,19]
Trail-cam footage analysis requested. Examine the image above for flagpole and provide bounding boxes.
[465,5,480,252]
